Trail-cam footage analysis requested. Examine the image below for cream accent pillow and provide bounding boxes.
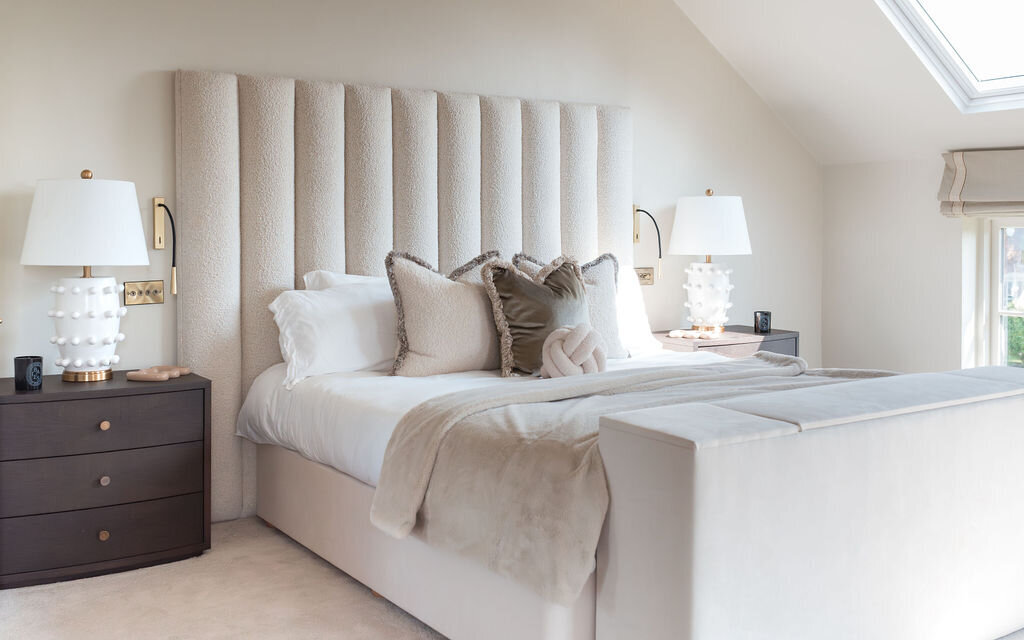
[387,251,502,376]
[513,253,628,359]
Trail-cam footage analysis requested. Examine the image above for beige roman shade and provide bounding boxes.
[940,149,1024,217]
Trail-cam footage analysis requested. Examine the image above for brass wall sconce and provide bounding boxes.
[632,205,663,283]
[153,198,178,295]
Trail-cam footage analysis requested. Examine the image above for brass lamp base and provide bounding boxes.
[691,325,725,335]
[62,369,113,382]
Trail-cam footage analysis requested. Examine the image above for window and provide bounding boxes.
[995,223,1024,367]
[875,0,1024,113]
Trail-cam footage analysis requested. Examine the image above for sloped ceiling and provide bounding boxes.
[674,0,1024,165]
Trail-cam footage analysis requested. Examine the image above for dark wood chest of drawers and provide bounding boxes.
[0,372,211,588]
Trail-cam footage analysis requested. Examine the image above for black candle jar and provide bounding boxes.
[14,356,43,391]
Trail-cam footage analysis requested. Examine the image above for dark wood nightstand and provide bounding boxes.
[0,371,211,589]
[655,325,800,358]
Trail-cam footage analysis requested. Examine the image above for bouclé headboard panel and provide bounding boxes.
[174,70,633,521]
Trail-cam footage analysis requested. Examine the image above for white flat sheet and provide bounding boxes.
[236,349,729,487]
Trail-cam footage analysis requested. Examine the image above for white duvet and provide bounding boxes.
[236,349,728,487]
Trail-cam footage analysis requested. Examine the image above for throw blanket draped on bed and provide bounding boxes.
[370,353,894,604]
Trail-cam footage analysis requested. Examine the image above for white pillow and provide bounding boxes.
[269,278,398,389]
[303,269,381,291]
[616,269,663,357]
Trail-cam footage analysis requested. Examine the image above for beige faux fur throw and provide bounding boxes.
[370,354,896,604]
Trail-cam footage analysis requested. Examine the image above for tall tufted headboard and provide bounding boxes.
[174,70,634,521]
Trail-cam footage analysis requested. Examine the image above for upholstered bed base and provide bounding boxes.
[260,369,1024,640]
[256,444,595,640]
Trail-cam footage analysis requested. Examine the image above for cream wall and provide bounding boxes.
[822,157,963,372]
[0,0,823,378]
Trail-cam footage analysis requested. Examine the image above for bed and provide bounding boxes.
[174,70,1024,639]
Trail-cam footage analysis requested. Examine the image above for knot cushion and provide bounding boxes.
[540,323,607,378]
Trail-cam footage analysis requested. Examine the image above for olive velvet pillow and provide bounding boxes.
[513,252,628,359]
[481,257,591,376]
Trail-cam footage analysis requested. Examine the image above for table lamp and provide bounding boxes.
[668,189,751,333]
[20,170,149,382]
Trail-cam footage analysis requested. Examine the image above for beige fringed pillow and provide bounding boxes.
[386,251,502,376]
[482,257,591,376]
[513,253,628,359]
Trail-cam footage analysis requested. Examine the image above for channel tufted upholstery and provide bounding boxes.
[175,70,634,521]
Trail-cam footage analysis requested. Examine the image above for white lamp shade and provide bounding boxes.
[20,178,149,266]
[668,195,751,256]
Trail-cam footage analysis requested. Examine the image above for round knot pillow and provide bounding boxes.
[540,323,607,378]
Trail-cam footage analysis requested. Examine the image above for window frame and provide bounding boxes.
[989,218,1024,366]
[875,0,1024,113]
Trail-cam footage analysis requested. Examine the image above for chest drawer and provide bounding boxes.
[0,441,203,518]
[0,389,204,461]
[0,493,203,576]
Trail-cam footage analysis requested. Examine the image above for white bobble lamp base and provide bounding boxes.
[49,276,126,382]
[682,262,735,333]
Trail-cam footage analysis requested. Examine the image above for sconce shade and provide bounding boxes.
[20,178,149,266]
[668,195,751,256]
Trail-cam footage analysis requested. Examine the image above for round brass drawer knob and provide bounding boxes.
[98,530,110,542]
[99,475,111,487]
[99,420,111,431]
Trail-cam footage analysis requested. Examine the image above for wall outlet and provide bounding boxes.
[153,197,166,249]
[635,267,655,286]
[124,280,165,305]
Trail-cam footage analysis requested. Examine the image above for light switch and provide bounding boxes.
[634,267,655,286]
[124,280,165,305]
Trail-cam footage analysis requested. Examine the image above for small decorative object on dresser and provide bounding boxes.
[13,356,43,391]
[125,365,193,382]
[0,371,211,588]
[754,310,772,334]
[655,325,798,358]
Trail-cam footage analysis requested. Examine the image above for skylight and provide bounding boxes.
[876,0,1024,113]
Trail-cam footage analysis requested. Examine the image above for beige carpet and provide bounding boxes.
[0,518,445,639]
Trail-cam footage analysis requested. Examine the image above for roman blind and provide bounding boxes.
[940,149,1024,217]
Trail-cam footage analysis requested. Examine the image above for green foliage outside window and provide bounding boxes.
[1009,316,1024,368]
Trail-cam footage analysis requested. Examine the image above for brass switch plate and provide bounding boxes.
[634,267,655,286]
[153,197,166,249]
[124,280,165,305]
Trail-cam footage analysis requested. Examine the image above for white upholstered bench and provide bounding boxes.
[597,367,1024,640]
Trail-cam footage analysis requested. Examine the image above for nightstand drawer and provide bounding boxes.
[0,493,203,576]
[0,389,204,461]
[0,442,203,518]
[696,342,763,358]
[698,338,797,358]
[758,337,797,356]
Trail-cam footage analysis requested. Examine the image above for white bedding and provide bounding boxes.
[236,350,728,487]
